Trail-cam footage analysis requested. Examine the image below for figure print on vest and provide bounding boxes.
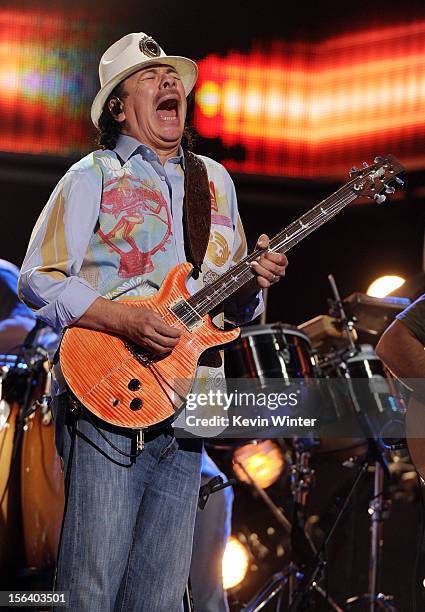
[98,176,172,278]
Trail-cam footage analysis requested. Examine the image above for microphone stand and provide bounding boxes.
[0,321,46,507]
[327,273,358,359]
[13,320,47,437]
[238,443,343,612]
[287,277,397,611]
[328,276,396,611]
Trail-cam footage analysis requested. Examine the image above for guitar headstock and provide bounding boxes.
[349,155,405,203]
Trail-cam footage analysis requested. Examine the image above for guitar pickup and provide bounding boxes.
[169,299,203,331]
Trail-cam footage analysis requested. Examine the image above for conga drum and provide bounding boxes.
[0,357,26,577]
[21,371,64,570]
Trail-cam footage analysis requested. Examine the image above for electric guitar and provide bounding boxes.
[59,155,405,429]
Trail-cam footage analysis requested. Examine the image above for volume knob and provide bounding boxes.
[130,398,143,411]
[128,378,141,391]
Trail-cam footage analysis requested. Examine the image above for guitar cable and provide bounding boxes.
[79,407,144,461]
[53,403,78,593]
[53,398,145,593]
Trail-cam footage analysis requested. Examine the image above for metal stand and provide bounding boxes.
[340,372,398,610]
[284,276,399,611]
[241,439,343,612]
[370,461,390,610]
[327,275,399,611]
[286,451,371,611]
[328,274,358,359]
[345,459,397,611]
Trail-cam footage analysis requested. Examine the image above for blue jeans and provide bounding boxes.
[53,396,202,612]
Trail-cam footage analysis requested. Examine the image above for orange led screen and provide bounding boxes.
[0,10,108,156]
[194,22,425,177]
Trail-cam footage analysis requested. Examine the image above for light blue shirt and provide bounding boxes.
[19,134,262,330]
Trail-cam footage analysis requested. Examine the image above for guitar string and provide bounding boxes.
[181,189,357,321]
[122,166,399,415]
[161,166,396,328]
[160,189,357,329]
[184,164,400,325]
[188,187,359,315]
[131,169,394,395]
[189,160,400,311]
[137,189,359,396]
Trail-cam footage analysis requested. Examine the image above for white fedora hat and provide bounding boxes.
[91,32,198,128]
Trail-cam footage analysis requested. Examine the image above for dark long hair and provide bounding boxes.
[96,82,128,150]
[95,85,197,151]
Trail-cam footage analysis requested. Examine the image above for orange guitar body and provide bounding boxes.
[60,263,240,429]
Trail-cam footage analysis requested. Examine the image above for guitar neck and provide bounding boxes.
[188,178,359,317]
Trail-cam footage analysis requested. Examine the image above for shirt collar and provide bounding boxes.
[114,134,185,167]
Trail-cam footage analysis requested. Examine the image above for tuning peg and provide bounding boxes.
[362,162,369,168]
[385,186,395,194]
[374,156,383,163]
[374,193,386,203]
[349,166,359,177]
[394,177,405,186]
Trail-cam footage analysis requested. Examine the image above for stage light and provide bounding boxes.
[366,275,406,298]
[196,80,220,117]
[223,82,242,116]
[222,536,250,590]
[194,21,425,177]
[0,10,102,156]
[232,440,285,489]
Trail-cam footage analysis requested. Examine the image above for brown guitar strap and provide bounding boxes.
[183,150,211,278]
[183,150,222,368]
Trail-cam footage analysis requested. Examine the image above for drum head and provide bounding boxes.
[239,323,311,345]
[226,323,314,381]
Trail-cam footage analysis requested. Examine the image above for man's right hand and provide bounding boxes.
[74,297,182,357]
[122,306,182,355]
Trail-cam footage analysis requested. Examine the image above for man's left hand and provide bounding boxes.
[250,234,288,289]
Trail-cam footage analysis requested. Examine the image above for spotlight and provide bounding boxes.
[232,440,285,489]
[366,275,405,298]
[222,536,250,590]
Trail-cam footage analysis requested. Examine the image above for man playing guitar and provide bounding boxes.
[18,32,287,611]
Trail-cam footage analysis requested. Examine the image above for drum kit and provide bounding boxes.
[216,276,413,611]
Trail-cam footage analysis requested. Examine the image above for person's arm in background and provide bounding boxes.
[0,314,35,354]
[18,166,181,356]
[376,294,425,396]
[0,260,35,353]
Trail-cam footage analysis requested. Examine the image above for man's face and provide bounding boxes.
[118,64,187,157]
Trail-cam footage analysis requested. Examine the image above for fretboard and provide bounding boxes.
[188,178,359,317]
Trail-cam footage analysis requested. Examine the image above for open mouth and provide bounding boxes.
[156,98,179,121]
